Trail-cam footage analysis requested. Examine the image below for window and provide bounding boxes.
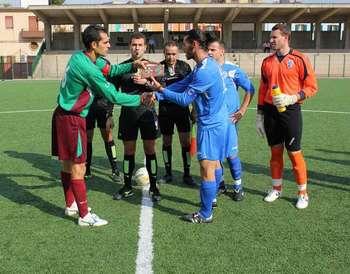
[5,16,13,29]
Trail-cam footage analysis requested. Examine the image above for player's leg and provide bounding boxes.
[159,103,174,182]
[140,110,160,202]
[162,134,173,182]
[85,128,94,178]
[85,107,96,178]
[113,109,138,200]
[263,104,285,203]
[183,126,225,223]
[211,160,222,208]
[99,114,121,182]
[284,104,308,209]
[176,108,194,186]
[143,139,160,202]
[52,108,107,226]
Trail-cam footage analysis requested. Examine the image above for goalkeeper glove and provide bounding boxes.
[256,112,266,138]
[272,94,298,109]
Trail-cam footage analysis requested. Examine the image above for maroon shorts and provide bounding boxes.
[51,106,87,164]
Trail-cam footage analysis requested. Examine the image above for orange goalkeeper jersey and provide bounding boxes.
[258,49,317,107]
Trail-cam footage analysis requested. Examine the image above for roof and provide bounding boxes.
[29,3,350,24]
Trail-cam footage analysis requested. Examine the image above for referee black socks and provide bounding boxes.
[146,154,158,188]
[182,146,191,177]
[162,145,172,176]
[105,141,118,172]
[123,154,135,187]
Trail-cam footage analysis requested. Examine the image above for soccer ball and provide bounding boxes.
[134,167,150,186]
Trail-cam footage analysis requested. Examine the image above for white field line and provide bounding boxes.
[135,185,154,274]
[247,107,350,115]
[0,107,349,115]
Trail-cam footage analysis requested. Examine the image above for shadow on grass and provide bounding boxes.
[0,172,74,221]
[4,151,202,218]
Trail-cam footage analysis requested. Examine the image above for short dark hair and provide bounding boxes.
[82,25,107,50]
[164,41,178,50]
[129,32,146,44]
[184,29,216,50]
[207,37,225,49]
[272,23,291,40]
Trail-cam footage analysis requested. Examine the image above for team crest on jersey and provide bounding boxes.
[287,59,294,69]
[228,70,236,78]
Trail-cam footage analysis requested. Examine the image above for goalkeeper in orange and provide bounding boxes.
[256,23,317,209]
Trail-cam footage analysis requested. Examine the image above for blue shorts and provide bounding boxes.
[225,121,238,158]
[196,124,226,161]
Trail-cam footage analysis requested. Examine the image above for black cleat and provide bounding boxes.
[149,186,161,202]
[111,169,122,182]
[182,212,213,224]
[218,181,227,195]
[113,185,134,200]
[183,175,196,187]
[232,188,245,202]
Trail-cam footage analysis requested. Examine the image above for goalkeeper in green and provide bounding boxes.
[51,25,149,227]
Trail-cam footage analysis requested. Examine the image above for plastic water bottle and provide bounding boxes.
[272,85,286,113]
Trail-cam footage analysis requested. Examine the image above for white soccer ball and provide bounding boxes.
[134,167,150,186]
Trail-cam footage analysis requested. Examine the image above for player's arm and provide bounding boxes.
[85,66,141,107]
[299,55,318,100]
[166,72,193,93]
[232,67,255,122]
[95,57,147,78]
[257,62,268,111]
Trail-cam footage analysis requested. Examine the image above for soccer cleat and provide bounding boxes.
[183,175,196,187]
[296,194,309,209]
[78,212,108,227]
[111,169,122,183]
[113,185,134,200]
[149,186,161,202]
[218,181,227,195]
[232,188,245,202]
[212,198,218,208]
[64,201,91,217]
[264,189,281,203]
[182,212,213,224]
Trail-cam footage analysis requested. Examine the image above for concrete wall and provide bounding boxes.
[33,51,350,79]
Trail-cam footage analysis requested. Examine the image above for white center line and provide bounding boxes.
[135,185,154,274]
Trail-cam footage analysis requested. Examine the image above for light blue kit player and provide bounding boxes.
[208,39,255,202]
[150,30,228,224]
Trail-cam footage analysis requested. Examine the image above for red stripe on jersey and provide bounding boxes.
[71,89,91,113]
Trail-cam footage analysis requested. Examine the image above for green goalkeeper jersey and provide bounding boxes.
[57,51,140,117]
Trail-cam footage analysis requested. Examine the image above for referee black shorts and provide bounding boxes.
[86,102,113,130]
[118,107,160,141]
[263,103,302,152]
[158,102,191,135]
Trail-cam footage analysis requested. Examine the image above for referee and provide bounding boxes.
[112,32,161,202]
[159,41,195,186]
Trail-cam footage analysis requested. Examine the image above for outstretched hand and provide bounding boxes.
[141,92,156,107]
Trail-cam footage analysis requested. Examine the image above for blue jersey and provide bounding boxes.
[158,57,228,130]
[222,62,255,114]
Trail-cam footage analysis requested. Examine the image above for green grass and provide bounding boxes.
[0,79,349,273]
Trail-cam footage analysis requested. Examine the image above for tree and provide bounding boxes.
[50,0,65,5]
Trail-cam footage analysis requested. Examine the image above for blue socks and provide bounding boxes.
[227,156,242,191]
[199,180,216,219]
[215,167,223,194]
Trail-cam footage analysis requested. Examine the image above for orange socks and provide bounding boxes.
[288,151,308,196]
[270,146,284,191]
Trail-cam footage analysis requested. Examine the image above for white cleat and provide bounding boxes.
[264,189,281,203]
[64,201,91,217]
[296,194,309,209]
[78,212,108,227]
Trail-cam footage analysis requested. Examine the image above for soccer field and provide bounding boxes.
[0,79,349,273]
